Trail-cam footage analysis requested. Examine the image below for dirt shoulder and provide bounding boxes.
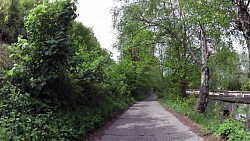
[158,101,225,141]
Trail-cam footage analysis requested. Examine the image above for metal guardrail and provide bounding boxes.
[187,90,250,104]
[187,90,250,96]
[187,89,250,130]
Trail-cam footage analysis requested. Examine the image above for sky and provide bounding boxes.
[76,0,119,60]
[75,0,246,60]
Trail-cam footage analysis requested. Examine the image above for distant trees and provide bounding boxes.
[0,0,42,76]
[0,0,42,43]
[113,5,163,97]
[209,42,242,91]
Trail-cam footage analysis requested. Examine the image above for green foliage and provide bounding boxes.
[0,1,140,140]
[159,93,250,140]
[0,76,134,140]
[8,0,77,99]
[241,80,250,91]
[0,42,14,74]
[209,42,241,91]
[69,21,101,52]
[159,93,219,128]
[0,0,42,76]
[0,0,41,43]
[215,119,250,141]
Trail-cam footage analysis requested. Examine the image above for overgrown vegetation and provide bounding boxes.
[159,94,250,141]
[113,1,250,139]
[0,0,154,140]
[0,0,43,43]
[1,0,250,140]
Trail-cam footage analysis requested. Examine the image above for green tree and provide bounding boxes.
[114,10,161,96]
[231,0,250,78]
[0,0,41,77]
[9,0,77,99]
[209,41,241,91]
[114,0,233,113]
[0,0,41,43]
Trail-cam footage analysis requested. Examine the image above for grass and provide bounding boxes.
[159,93,250,141]
[158,94,221,136]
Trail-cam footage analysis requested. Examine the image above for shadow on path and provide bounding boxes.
[85,92,203,141]
[145,91,157,101]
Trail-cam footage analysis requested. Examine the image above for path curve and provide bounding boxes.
[85,93,203,141]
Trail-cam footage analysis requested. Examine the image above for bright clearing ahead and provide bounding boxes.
[76,0,119,60]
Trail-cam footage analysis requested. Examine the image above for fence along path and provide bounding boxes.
[187,90,250,130]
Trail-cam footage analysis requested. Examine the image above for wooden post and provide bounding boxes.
[246,104,250,131]
[232,103,237,119]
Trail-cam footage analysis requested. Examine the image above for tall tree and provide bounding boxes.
[114,0,233,113]
[114,8,161,95]
[231,0,250,77]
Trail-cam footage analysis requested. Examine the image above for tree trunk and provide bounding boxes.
[196,27,209,113]
[181,80,187,97]
[247,40,250,78]
[234,0,250,77]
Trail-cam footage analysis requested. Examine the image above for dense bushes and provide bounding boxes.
[0,82,134,140]
[0,0,141,140]
[215,119,250,141]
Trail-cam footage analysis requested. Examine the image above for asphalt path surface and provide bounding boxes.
[86,93,203,141]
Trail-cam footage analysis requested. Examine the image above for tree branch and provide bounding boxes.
[247,0,250,8]
[139,17,202,65]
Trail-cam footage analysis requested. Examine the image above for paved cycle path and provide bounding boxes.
[86,93,203,141]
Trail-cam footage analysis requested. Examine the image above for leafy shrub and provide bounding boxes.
[0,82,134,140]
[215,119,250,141]
[0,128,18,141]
[241,80,250,91]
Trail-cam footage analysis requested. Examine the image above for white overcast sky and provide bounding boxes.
[76,0,119,60]
[75,0,245,60]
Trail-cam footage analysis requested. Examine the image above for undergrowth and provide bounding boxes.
[159,92,250,141]
[0,83,135,140]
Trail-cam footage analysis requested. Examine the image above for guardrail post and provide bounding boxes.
[246,104,250,131]
[234,103,239,120]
